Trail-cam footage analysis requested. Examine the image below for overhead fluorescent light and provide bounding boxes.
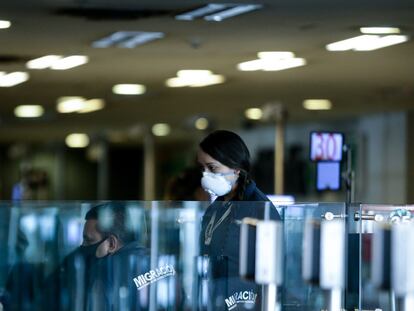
[175,4,227,21]
[93,31,164,48]
[238,51,306,72]
[14,105,44,118]
[56,97,86,113]
[195,117,209,130]
[50,55,89,70]
[65,133,89,148]
[78,99,105,113]
[112,84,146,95]
[26,55,88,70]
[354,35,409,51]
[26,55,62,69]
[303,99,332,110]
[0,71,29,87]
[245,108,263,120]
[0,20,11,29]
[166,70,225,87]
[360,27,401,34]
[152,123,170,136]
[258,51,295,59]
[326,34,409,51]
[176,3,262,21]
[204,4,262,22]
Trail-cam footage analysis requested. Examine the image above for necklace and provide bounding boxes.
[204,202,232,245]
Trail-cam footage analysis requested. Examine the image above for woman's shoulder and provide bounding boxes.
[243,181,269,202]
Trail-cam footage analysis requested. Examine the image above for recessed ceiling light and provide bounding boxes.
[152,123,171,136]
[112,84,146,95]
[326,34,409,51]
[65,133,90,148]
[175,3,262,21]
[195,117,209,130]
[0,71,29,87]
[303,99,332,110]
[237,51,306,72]
[14,105,44,118]
[26,55,62,69]
[93,31,164,48]
[245,108,263,120]
[204,4,262,21]
[0,20,11,29]
[257,51,295,59]
[78,99,105,113]
[50,55,89,70]
[166,70,225,87]
[56,97,86,113]
[360,27,401,34]
[26,55,88,70]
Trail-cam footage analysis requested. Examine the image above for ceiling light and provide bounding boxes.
[56,97,86,113]
[93,31,164,48]
[112,84,146,95]
[14,105,44,118]
[166,70,225,87]
[258,51,295,59]
[195,117,209,130]
[152,123,170,136]
[50,55,89,70]
[360,27,401,34]
[176,4,227,20]
[65,133,90,148]
[303,99,332,110]
[190,75,225,87]
[0,20,11,29]
[175,3,262,21]
[0,72,29,87]
[78,99,105,113]
[26,55,62,69]
[26,55,88,70]
[326,34,409,51]
[354,35,409,51]
[237,51,306,72]
[204,4,262,21]
[245,108,263,120]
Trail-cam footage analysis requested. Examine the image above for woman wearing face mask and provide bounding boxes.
[197,130,281,311]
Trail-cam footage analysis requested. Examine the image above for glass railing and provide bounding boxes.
[1,200,411,311]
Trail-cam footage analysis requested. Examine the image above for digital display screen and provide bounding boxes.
[310,132,344,161]
[316,162,341,191]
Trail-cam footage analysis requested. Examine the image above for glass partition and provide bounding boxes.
[6,200,414,311]
[358,204,414,311]
[282,203,347,311]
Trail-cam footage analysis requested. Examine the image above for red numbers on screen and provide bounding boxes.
[313,133,338,161]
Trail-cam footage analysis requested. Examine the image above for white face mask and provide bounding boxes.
[201,171,236,197]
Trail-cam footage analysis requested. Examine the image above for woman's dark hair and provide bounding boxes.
[199,130,251,200]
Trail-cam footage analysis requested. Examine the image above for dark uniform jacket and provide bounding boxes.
[198,181,281,311]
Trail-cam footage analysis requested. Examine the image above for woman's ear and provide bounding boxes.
[107,235,120,254]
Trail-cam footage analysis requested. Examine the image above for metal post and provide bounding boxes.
[144,132,155,200]
[275,120,284,195]
[343,144,355,205]
[97,141,109,200]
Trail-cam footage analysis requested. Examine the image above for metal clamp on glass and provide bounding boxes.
[354,212,384,222]
[322,212,345,221]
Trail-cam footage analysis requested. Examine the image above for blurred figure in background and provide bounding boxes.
[11,164,34,201]
[164,166,209,201]
[11,164,50,201]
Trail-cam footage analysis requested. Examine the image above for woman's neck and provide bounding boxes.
[223,185,238,201]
